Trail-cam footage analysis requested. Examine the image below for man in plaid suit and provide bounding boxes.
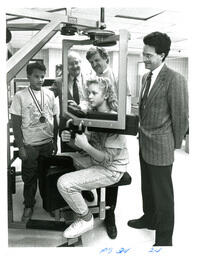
[128,32,189,246]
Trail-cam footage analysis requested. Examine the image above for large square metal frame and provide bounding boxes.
[62,29,129,130]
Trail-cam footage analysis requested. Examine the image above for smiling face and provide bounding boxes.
[28,69,45,91]
[142,45,164,71]
[88,83,108,111]
[68,55,81,77]
[88,53,108,75]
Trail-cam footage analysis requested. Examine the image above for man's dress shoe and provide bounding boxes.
[127,216,155,230]
[106,224,117,239]
[105,211,117,239]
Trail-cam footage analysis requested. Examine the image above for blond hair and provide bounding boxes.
[87,77,117,112]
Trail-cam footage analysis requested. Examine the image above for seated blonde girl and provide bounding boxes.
[57,77,129,238]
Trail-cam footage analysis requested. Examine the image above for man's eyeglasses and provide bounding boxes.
[142,53,157,59]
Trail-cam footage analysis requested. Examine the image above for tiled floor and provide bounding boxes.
[8,135,191,249]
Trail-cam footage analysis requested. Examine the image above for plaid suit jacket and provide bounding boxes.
[139,64,189,166]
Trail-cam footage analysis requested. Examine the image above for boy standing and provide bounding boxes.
[10,62,58,221]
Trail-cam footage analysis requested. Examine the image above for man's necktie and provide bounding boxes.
[140,72,153,116]
[72,77,80,105]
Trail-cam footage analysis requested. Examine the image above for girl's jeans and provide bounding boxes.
[57,161,124,216]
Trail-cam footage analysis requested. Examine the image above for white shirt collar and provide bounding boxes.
[143,62,165,96]
[70,73,81,81]
[151,62,165,81]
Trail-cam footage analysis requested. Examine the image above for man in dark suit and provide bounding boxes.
[127,32,189,246]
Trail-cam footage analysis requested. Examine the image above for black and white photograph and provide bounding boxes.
[1,1,197,256]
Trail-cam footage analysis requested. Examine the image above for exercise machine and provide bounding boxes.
[6,8,138,247]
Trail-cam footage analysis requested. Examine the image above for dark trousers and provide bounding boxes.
[21,142,54,208]
[140,152,174,245]
[97,186,118,225]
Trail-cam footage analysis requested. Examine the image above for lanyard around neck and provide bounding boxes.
[28,87,44,114]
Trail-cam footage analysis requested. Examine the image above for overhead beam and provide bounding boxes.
[7,23,91,33]
[7,18,60,82]
[7,23,54,31]
[6,8,58,22]
[6,8,98,28]
[6,16,22,22]
[6,8,100,82]
[6,8,67,21]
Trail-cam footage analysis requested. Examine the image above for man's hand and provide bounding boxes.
[74,133,89,150]
[61,130,71,142]
[68,100,80,108]
[19,146,28,161]
[68,100,81,110]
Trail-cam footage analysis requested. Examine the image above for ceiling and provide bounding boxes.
[6,7,189,56]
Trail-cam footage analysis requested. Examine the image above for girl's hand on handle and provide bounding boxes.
[61,130,71,142]
[74,133,89,150]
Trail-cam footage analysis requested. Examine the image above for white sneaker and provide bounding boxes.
[63,216,94,238]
